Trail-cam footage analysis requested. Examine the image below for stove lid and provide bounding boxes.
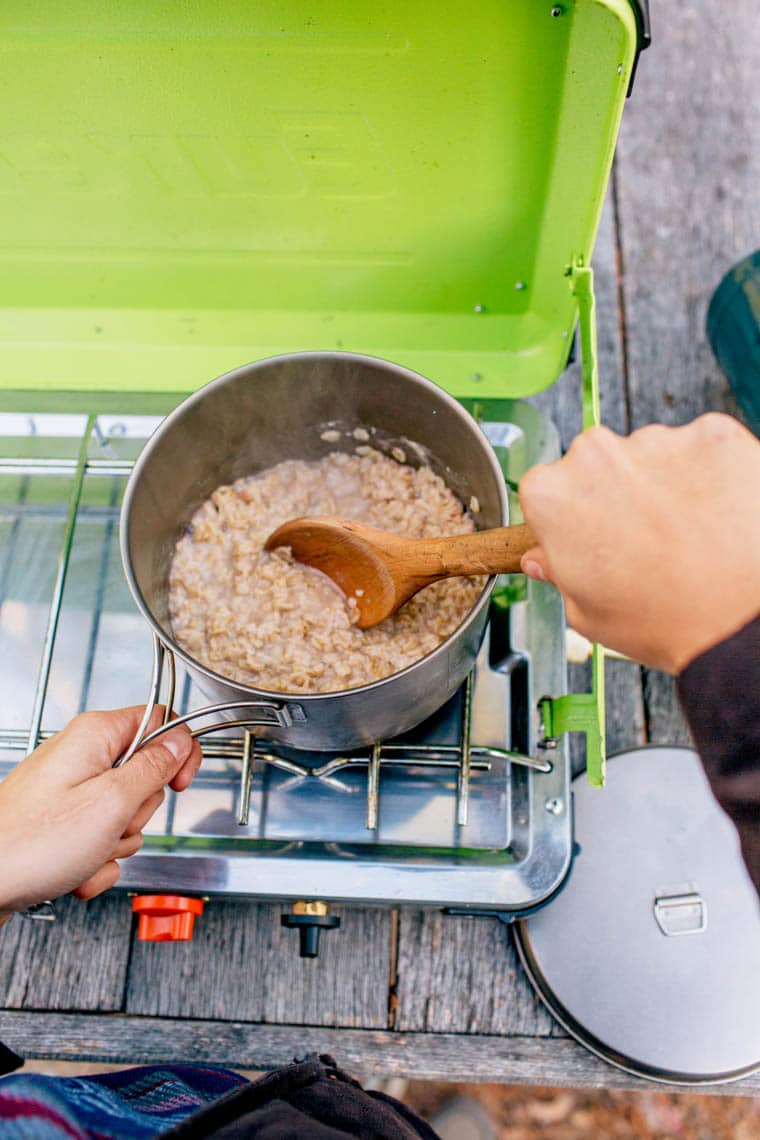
[515,746,760,1085]
[0,1,643,401]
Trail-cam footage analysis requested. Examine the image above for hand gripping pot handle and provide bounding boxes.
[114,636,297,767]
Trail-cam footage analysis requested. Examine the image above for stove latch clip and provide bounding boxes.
[539,662,605,788]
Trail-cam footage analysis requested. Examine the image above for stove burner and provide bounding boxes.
[230,673,550,833]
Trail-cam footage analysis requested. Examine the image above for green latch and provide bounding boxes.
[491,574,528,611]
[571,260,601,431]
[539,643,606,789]
[538,261,606,787]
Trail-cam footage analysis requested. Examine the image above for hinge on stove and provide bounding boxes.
[538,262,606,787]
[539,670,605,789]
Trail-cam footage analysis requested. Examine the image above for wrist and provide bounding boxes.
[669,603,760,675]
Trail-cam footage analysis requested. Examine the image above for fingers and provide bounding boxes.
[54,704,174,782]
[122,790,164,838]
[520,425,622,509]
[519,460,564,530]
[111,726,196,813]
[520,545,551,584]
[115,733,201,825]
[71,834,145,901]
[519,426,626,576]
[169,737,203,792]
[72,860,121,901]
[564,596,589,641]
[113,833,143,860]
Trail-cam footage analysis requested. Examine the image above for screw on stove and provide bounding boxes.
[536,695,559,752]
[19,901,56,922]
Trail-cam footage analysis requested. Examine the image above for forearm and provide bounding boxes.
[677,612,760,894]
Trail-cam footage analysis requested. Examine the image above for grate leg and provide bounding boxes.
[366,742,381,830]
[456,671,474,827]
[238,731,255,826]
[27,414,95,753]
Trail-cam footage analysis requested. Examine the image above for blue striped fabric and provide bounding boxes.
[0,1064,247,1138]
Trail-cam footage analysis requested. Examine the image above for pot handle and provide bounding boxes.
[114,636,298,767]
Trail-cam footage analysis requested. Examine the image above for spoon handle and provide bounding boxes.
[413,523,537,578]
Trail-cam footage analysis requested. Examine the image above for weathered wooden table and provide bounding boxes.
[1,2,758,1095]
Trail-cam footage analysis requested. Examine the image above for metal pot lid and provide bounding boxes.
[515,746,760,1085]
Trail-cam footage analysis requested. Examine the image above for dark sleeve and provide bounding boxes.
[677,612,760,893]
[0,1038,23,1076]
[163,1054,438,1139]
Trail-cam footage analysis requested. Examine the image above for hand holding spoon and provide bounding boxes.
[265,516,536,629]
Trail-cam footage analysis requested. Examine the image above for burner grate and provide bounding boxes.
[234,680,552,833]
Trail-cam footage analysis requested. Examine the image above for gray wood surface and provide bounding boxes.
[616,5,760,433]
[615,1,760,747]
[395,914,556,1036]
[3,1011,759,1097]
[0,896,129,1012]
[126,901,391,1028]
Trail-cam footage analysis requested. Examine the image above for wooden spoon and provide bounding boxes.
[264,516,536,629]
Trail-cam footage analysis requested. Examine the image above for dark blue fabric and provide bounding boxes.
[0,1064,247,1139]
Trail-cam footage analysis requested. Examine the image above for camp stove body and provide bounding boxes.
[0,403,571,947]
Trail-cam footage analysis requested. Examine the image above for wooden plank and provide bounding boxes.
[593,179,629,438]
[616,3,760,433]
[2,1011,759,1096]
[605,659,647,755]
[531,189,630,447]
[615,4,760,745]
[567,659,646,778]
[394,911,556,1036]
[643,671,691,747]
[0,895,130,1012]
[126,900,391,1029]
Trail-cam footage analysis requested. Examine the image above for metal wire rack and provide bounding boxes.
[0,412,551,846]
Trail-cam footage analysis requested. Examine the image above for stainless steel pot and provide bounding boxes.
[120,352,508,750]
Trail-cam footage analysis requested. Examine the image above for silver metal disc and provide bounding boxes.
[515,746,760,1084]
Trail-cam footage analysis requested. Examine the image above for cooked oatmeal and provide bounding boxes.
[168,448,484,694]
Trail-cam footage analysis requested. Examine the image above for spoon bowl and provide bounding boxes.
[265,516,536,628]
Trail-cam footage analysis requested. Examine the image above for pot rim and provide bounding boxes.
[120,350,510,702]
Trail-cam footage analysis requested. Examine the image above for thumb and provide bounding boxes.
[112,728,194,812]
[520,545,552,584]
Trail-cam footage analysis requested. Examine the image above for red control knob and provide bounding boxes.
[132,895,204,942]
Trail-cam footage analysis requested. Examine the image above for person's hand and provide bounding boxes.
[518,414,760,673]
[0,706,202,922]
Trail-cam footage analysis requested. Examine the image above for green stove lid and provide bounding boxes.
[0,1,640,399]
